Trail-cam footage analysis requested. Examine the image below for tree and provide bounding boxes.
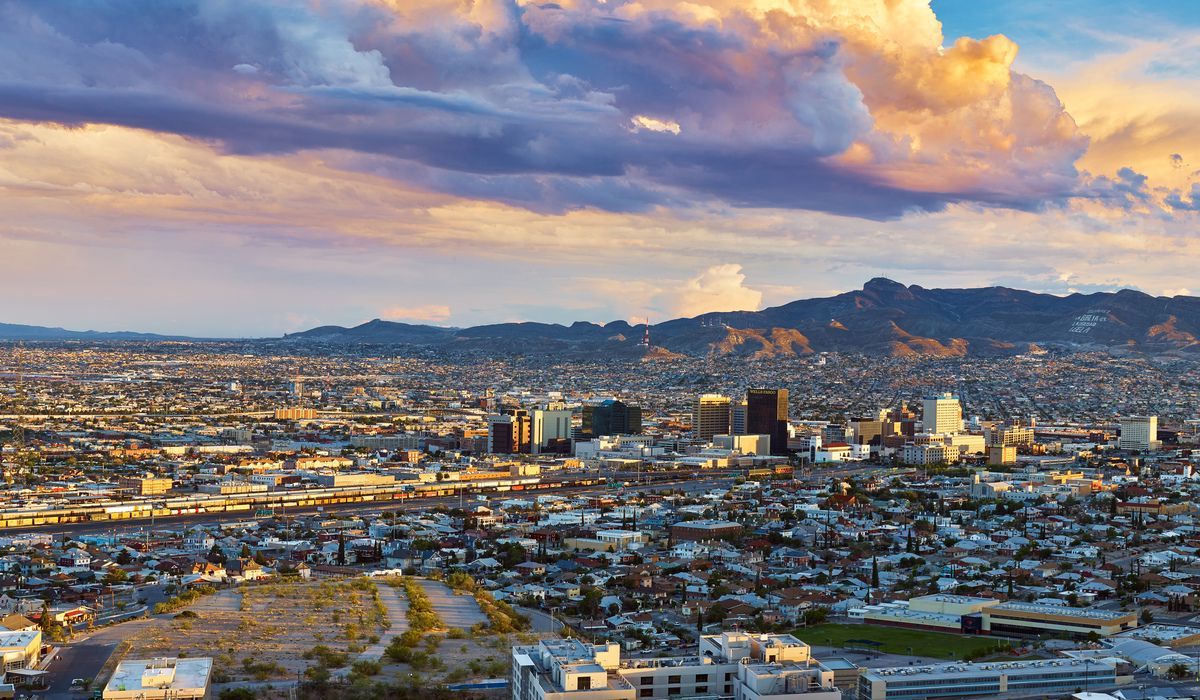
[38,600,51,633]
[102,568,128,585]
[581,588,603,618]
[871,556,879,588]
[337,532,347,566]
[240,544,251,559]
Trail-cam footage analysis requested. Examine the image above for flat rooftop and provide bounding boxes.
[104,657,212,696]
[0,630,39,649]
[1118,624,1200,642]
[863,658,1117,682]
[912,594,996,605]
[865,608,963,624]
[989,601,1132,621]
[673,519,741,529]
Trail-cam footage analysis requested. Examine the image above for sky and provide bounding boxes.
[2,0,1200,337]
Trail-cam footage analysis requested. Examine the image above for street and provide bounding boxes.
[37,619,157,700]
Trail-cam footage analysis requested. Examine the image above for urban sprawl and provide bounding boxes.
[1,343,1199,700]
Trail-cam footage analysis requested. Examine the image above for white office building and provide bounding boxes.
[1118,416,1159,451]
[922,393,963,435]
[532,408,574,453]
[512,633,841,700]
[713,434,771,456]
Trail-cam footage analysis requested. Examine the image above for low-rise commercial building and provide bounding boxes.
[350,434,422,451]
[0,630,40,671]
[102,657,212,700]
[117,476,172,496]
[864,596,1137,639]
[1117,624,1200,649]
[312,472,396,488]
[982,601,1137,638]
[563,529,648,553]
[713,434,770,456]
[858,659,1122,700]
[670,520,743,542]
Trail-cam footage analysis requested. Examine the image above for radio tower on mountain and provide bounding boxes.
[640,318,651,347]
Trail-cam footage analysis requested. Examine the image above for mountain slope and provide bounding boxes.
[284,278,1200,357]
[0,322,192,341]
[10,279,1199,357]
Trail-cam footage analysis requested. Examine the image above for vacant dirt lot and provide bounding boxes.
[127,578,390,683]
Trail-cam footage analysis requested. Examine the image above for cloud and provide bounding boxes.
[1,112,1199,335]
[670,264,763,317]
[1046,34,1200,193]
[0,0,1088,218]
[1165,184,1200,212]
[380,304,452,323]
[630,115,681,135]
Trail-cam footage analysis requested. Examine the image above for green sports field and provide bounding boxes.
[796,623,1013,659]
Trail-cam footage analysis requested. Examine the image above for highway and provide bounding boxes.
[0,474,735,538]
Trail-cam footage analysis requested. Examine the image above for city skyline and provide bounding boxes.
[2,0,1199,336]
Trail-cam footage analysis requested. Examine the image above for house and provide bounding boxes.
[58,548,92,572]
[515,562,547,578]
[0,614,37,632]
[226,558,269,582]
[670,541,708,560]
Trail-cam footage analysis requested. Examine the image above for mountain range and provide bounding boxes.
[285,278,1200,358]
[7,278,1200,357]
[0,322,190,342]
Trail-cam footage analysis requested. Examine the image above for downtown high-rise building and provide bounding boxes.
[488,408,532,454]
[1118,415,1159,451]
[581,399,642,437]
[693,394,732,441]
[730,399,748,435]
[746,388,789,455]
[921,392,963,435]
[531,407,573,454]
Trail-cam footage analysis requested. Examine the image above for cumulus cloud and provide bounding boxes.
[671,264,763,317]
[0,0,1088,218]
[380,304,452,323]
